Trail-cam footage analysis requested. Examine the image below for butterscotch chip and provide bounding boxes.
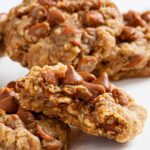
[16,64,147,143]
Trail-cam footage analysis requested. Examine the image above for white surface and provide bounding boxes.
[0,0,150,150]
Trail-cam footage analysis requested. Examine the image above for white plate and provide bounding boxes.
[0,1,150,150]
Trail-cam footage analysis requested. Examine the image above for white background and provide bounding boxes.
[0,0,150,150]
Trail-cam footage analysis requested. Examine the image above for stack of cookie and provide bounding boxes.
[0,0,148,149]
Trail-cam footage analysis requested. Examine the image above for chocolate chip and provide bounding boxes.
[92,72,110,91]
[29,6,47,21]
[141,11,150,22]
[81,81,105,96]
[27,22,50,42]
[79,72,96,82]
[128,54,144,67]
[124,10,146,27]
[62,65,83,85]
[41,70,58,85]
[47,8,65,27]
[7,81,16,91]
[119,26,138,42]
[112,88,129,105]
[38,0,56,7]
[17,107,35,125]
[83,11,104,27]
[0,88,18,113]
[74,86,93,101]
[101,124,116,132]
